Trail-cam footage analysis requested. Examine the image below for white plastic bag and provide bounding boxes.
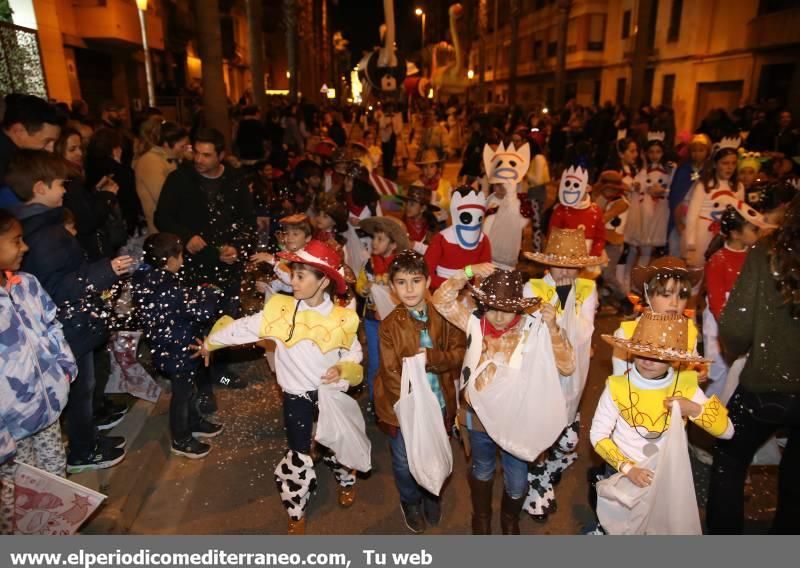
[394,353,453,495]
[559,289,594,421]
[597,401,702,535]
[106,331,161,403]
[467,318,568,462]
[370,283,399,320]
[315,382,372,472]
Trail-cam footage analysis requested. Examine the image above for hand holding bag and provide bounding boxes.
[394,353,453,495]
[596,400,702,535]
[315,381,372,472]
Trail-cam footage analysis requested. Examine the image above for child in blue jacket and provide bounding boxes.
[132,232,224,459]
[0,210,76,534]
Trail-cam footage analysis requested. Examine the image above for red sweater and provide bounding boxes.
[548,203,607,256]
[705,246,748,321]
[424,228,492,289]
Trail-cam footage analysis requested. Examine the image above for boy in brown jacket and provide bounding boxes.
[375,250,466,534]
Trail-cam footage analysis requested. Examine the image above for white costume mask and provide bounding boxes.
[450,186,487,250]
[483,142,530,185]
[558,165,589,208]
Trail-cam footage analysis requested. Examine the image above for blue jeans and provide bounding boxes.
[469,427,529,499]
[388,428,440,506]
[364,318,380,402]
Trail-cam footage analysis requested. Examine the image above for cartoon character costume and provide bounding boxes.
[481,142,533,270]
[548,165,606,258]
[424,185,491,289]
[522,228,601,521]
[205,241,365,532]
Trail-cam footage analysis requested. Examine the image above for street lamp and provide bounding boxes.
[467,69,475,80]
[415,8,426,50]
[136,0,156,108]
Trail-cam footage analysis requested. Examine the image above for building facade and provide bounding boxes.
[468,0,800,132]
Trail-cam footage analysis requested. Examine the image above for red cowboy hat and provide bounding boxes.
[277,240,347,294]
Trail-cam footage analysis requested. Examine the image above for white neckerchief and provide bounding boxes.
[629,363,675,390]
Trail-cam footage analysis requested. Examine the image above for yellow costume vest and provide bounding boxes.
[607,371,699,438]
[528,277,596,315]
[258,294,359,353]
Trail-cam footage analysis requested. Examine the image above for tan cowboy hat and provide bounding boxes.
[630,256,703,295]
[524,228,603,268]
[415,148,444,166]
[399,181,441,211]
[359,216,411,252]
[468,269,541,313]
[601,310,711,364]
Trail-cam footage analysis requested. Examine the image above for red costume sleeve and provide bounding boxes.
[425,233,446,290]
[705,252,727,321]
[589,204,607,256]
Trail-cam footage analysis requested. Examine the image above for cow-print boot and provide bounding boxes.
[500,492,525,535]
[468,474,494,535]
[275,450,318,533]
[523,417,580,521]
[322,454,357,508]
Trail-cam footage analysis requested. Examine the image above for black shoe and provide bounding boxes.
[191,419,224,438]
[171,437,211,459]
[95,411,125,431]
[422,497,442,527]
[97,434,126,450]
[216,373,247,389]
[400,501,425,534]
[530,512,549,523]
[197,391,218,415]
[66,445,126,474]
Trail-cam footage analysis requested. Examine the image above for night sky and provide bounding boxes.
[331,0,426,66]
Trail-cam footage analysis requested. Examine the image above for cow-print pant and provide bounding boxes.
[0,421,66,534]
[523,415,580,517]
[274,391,355,521]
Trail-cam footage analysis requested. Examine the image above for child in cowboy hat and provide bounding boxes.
[610,256,704,377]
[415,148,451,226]
[356,216,411,403]
[250,213,314,297]
[433,264,575,534]
[593,170,631,310]
[200,240,364,534]
[590,311,732,510]
[399,181,440,255]
[521,227,601,522]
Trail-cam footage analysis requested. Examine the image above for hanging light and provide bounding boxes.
[136,0,148,10]
[467,69,475,80]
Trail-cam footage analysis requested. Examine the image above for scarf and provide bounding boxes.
[481,314,522,338]
[421,172,442,193]
[410,308,446,409]
[370,253,395,277]
[405,216,428,242]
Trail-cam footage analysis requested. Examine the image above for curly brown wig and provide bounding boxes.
[768,193,800,317]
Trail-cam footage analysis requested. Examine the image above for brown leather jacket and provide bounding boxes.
[375,303,466,430]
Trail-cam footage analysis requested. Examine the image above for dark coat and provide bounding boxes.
[63,177,126,260]
[131,265,220,376]
[13,203,118,358]
[85,156,140,235]
[154,164,257,289]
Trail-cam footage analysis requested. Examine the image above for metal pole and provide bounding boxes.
[137,7,156,108]
[422,13,426,50]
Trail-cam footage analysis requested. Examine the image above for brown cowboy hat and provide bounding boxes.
[601,310,710,364]
[468,269,541,313]
[523,228,603,268]
[359,216,411,252]
[415,148,444,166]
[279,213,311,228]
[630,256,703,294]
[398,181,441,211]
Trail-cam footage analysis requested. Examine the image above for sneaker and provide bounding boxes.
[95,411,125,431]
[400,501,425,534]
[197,391,218,415]
[97,434,126,450]
[171,437,210,459]
[191,419,224,438]
[216,373,248,389]
[99,399,128,417]
[66,446,126,474]
[422,497,442,527]
[581,523,606,535]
